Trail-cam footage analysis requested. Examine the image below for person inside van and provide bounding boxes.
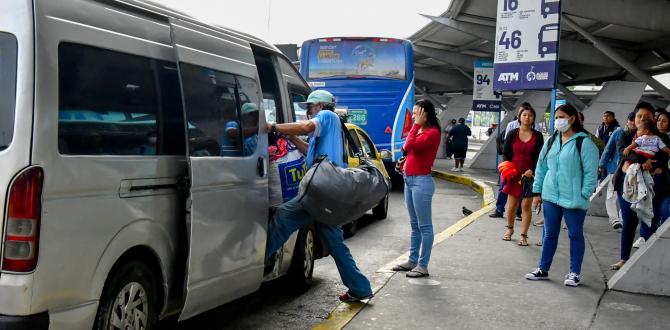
[265,89,373,303]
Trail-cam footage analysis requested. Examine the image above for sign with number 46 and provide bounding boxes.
[493,0,561,91]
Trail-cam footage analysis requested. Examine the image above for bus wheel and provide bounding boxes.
[95,260,158,330]
[287,226,315,291]
[372,194,389,220]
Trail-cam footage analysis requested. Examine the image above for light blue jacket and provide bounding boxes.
[599,127,624,175]
[533,132,599,210]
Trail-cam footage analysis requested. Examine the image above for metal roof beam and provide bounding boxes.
[419,14,495,41]
[557,84,588,111]
[413,45,489,68]
[563,14,670,101]
[563,0,670,34]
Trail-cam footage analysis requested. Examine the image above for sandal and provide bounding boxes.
[391,262,416,272]
[406,266,429,278]
[502,226,514,241]
[610,260,626,271]
[518,234,528,246]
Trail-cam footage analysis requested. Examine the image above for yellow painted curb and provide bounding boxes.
[312,172,496,330]
[431,170,496,207]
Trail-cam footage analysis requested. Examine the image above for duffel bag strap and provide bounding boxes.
[339,117,364,164]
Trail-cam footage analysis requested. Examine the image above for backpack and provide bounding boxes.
[543,131,585,171]
[496,128,506,155]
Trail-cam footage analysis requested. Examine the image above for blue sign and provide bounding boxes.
[493,0,561,91]
[473,60,502,111]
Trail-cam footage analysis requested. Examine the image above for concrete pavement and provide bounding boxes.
[341,166,670,330]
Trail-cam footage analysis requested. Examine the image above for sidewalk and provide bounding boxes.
[346,170,670,329]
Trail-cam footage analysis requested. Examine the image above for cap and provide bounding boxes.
[241,102,259,114]
[627,111,635,121]
[298,90,336,109]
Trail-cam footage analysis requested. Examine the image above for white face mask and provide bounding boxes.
[555,118,571,133]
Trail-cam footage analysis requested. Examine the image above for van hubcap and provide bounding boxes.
[110,282,149,330]
[304,230,314,278]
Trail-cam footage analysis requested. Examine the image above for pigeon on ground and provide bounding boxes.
[462,206,473,216]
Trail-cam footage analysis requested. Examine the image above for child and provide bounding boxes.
[622,118,670,171]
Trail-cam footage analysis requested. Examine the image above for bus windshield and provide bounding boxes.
[307,40,406,80]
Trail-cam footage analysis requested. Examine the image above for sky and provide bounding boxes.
[154,0,449,45]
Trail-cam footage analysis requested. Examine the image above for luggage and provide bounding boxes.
[297,118,390,226]
[298,156,389,226]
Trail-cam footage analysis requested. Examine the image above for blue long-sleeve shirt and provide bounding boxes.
[599,127,624,175]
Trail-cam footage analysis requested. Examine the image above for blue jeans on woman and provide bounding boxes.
[618,190,662,261]
[539,201,587,274]
[404,174,435,268]
[265,197,372,298]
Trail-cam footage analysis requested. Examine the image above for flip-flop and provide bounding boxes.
[391,264,414,271]
[406,270,429,278]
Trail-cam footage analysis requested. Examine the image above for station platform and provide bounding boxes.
[338,161,670,329]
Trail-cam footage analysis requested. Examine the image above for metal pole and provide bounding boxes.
[549,89,557,132]
[562,14,670,101]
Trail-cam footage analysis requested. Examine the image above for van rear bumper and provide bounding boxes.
[0,312,49,329]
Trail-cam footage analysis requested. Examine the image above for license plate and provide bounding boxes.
[348,109,367,125]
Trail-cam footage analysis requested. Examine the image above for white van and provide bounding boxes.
[0,0,321,329]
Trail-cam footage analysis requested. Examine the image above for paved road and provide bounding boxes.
[161,178,481,329]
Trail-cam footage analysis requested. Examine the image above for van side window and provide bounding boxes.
[58,43,159,155]
[291,93,308,121]
[179,63,260,157]
[0,32,17,151]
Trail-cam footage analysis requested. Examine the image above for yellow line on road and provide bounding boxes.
[312,171,496,330]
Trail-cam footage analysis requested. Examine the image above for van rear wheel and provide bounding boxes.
[95,260,158,330]
[287,226,315,291]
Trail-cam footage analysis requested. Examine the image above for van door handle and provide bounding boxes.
[257,157,266,177]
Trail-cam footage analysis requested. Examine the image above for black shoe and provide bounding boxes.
[525,268,549,280]
[489,211,504,218]
[612,222,622,230]
[515,215,522,221]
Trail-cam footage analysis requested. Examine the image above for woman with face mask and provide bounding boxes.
[525,104,599,287]
[609,103,670,271]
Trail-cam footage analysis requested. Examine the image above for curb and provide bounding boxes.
[312,170,496,330]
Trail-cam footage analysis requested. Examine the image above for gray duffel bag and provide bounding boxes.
[298,156,390,226]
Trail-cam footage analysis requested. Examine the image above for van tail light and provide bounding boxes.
[401,108,413,139]
[2,168,43,272]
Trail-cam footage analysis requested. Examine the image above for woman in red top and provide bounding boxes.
[501,106,544,246]
[391,100,441,278]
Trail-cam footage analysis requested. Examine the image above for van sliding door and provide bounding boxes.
[169,18,269,321]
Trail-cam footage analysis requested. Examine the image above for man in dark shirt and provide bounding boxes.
[448,117,471,171]
[596,111,620,145]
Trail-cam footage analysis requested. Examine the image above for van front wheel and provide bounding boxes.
[95,260,158,330]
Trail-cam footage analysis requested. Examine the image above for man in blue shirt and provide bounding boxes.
[598,112,635,230]
[265,90,372,302]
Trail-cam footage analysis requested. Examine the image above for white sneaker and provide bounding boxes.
[564,272,581,287]
[451,167,458,171]
[633,237,645,249]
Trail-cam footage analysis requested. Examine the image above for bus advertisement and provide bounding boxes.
[299,37,414,163]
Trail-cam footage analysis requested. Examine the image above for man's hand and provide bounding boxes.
[623,147,631,156]
[598,167,605,178]
[522,169,534,178]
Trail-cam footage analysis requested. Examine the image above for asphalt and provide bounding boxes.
[344,164,670,330]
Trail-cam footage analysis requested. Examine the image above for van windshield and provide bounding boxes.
[0,32,17,151]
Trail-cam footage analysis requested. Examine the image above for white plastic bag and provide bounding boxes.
[268,137,307,206]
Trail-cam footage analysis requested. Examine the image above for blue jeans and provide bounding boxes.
[659,196,670,226]
[539,201,587,274]
[618,191,662,261]
[496,175,521,216]
[265,197,372,298]
[495,179,508,214]
[404,174,435,268]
